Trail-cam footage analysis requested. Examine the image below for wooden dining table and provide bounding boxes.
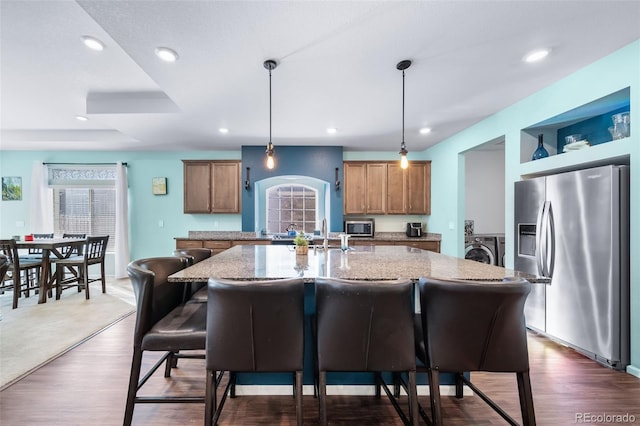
[16,238,87,303]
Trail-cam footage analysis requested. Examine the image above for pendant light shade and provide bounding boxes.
[397,60,411,169]
[264,59,278,169]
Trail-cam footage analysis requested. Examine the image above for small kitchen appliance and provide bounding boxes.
[406,222,423,237]
[344,219,374,237]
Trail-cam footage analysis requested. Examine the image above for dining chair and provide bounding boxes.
[314,277,419,425]
[54,235,108,300]
[0,239,42,309]
[0,253,10,288]
[124,256,207,426]
[61,233,87,255]
[205,277,305,426]
[173,248,213,302]
[415,277,535,426]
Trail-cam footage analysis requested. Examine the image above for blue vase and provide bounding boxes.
[531,134,549,161]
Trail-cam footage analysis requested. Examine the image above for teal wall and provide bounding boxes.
[422,39,640,377]
[0,151,241,260]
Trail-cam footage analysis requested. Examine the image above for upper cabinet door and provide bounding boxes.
[386,164,406,214]
[211,161,241,213]
[365,163,387,214]
[183,161,212,213]
[343,162,367,215]
[406,161,431,214]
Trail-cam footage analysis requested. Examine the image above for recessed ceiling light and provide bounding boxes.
[326,127,337,134]
[523,48,550,63]
[75,115,88,121]
[219,128,229,134]
[81,35,104,51]
[155,47,179,62]
[419,127,431,135]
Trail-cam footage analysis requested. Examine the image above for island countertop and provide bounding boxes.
[178,231,442,242]
[168,244,546,283]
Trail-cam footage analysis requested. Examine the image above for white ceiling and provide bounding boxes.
[1,0,639,153]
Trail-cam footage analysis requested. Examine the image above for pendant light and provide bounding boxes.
[397,59,411,169]
[264,59,278,169]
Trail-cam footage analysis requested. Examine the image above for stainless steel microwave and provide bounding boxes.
[344,219,374,237]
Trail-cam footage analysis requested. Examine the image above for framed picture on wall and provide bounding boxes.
[152,177,167,195]
[2,176,22,201]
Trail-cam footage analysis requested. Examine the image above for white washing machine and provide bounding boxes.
[464,235,498,265]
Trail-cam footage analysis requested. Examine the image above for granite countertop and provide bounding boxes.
[169,244,547,284]
[179,231,441,242]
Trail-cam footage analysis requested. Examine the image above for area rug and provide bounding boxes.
[0,290,135,389]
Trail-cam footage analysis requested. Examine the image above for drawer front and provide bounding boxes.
[203,241,232,250]
[176,240,204,249]
[397,241,440,252]
[231,240,271,246]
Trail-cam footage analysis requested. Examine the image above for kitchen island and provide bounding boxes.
[168,245,544,395]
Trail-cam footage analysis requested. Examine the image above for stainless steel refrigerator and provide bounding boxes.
[514,165,629,370]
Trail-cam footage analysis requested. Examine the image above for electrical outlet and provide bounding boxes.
[158,220,164,228]
[448,221,455,230]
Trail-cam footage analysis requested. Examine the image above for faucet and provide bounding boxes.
[322,218,328,251]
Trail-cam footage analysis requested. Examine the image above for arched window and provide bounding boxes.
[266,184,317,234]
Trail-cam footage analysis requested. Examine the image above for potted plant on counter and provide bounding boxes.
[293,233,309,255]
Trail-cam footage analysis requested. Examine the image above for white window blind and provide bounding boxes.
[48,166,116,251]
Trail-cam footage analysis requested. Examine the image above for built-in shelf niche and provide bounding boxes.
[520,87,630,165]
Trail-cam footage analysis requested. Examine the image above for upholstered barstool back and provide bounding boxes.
[315,277,418,425]
[417,277,535,426]
[174,248,213,266]
[124,256,207,426]
[205,277,305,426]
[173,248,213,302]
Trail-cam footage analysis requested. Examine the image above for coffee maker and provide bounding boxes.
[406,222,423,237]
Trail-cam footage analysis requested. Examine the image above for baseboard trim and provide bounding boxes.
[232,384,473,396]
[626,364,640,378]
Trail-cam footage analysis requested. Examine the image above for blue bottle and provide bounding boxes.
[532,133,549,161]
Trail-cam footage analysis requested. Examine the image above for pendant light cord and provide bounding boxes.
[402,69,405,146]
[269,67,272,144]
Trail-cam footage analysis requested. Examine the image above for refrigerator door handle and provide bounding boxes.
[546,202,556,278]
[535,202,547,277]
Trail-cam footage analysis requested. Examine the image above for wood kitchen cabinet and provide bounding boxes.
[345,161,430,215]
[182,160,241,213]
[343,162,387,215]
[387,162,431,214]
[405,161,431,214]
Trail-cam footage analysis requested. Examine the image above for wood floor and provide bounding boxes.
[1,312,639,425]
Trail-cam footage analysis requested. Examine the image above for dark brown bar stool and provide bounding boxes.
[315,277,419,425]
[124,256,207,426]
[205,277,305,426]
[173,248,213,302]
[416,277,535,426]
